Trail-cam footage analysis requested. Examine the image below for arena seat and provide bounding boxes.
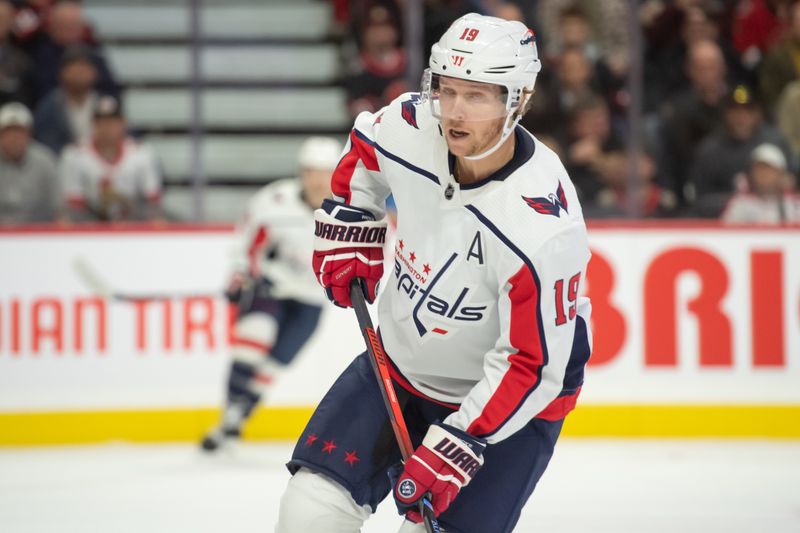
[147,134,316,182]
[161,186,263,222]
[105,45,340,85]
[85,2,331,41]
[201,4,332,40]
[125,88,349,129]
[83,0,346,221]
[85,4,189,40]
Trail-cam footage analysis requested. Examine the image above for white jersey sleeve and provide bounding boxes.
[230,179,324,305]
[330,110,392,218]
[443,223,591,443]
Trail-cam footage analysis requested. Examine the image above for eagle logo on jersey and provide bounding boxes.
[522,181,568,217]
[401,94,421,129]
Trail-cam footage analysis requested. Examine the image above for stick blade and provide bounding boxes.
[73,257,115,299]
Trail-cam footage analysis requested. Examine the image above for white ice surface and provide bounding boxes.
[1,439,799,533]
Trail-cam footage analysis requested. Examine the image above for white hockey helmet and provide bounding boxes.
[422,14,541,159]
[297,136,343,170]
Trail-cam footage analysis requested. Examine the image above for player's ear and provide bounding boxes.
[515,89,535,120]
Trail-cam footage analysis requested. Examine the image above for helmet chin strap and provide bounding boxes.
[463,112,521,161]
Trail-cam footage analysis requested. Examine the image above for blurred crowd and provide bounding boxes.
[336,0,800,222]
[0,0,160,225]
[1,0,799,225]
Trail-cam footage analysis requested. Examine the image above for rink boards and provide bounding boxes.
[0,223,798,444]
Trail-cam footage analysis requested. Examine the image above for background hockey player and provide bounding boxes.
[277,14,593,533]
[201,136,343,452]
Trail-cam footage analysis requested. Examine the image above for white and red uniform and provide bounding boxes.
[333,93,592,443]
[60,138,161,220]
[721,192,800,224]
[230,178,325,305]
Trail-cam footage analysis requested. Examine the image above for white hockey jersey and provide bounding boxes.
[232,178,325,306]
[60,138,161,220]
[332,93,593,444]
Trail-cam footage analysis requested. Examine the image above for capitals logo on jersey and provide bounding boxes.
[393,250,489,340]
[522,181,568,217]
[401,94,422,129]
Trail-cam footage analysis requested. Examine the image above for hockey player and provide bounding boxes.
[277,14,592,533]
[200,136,343,452]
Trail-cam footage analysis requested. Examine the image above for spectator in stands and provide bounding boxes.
[11,0,54,46]
[722,142,800,223]
[561,93,676,217]
[659,39,729,203]
[536,0,630,79]
[546,6,625,110]
[539,5,603,66]
[561,94,625,205]
[60,95,162,222]
[488,1,526,22]
[731,0,792,67]
[776,80,800,158]
[643,1,747,113]
[345,5,408,117]
[0,0,32,107]
[0,102,60,223]
[758,0,800,117]
[591,149,678,218]
[521,45,603,142]
[688,84,793,216]
[28,0,116,103]
[33,45,98,155]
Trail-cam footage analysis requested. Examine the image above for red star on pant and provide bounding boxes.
[322,439,337,454]
[343,450,360,466]
[409,252,416,262]
[305,434,318,446]
[423,263,431,274]
[398,239,404,249]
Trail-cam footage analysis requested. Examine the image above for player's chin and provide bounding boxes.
[444,128,474,155]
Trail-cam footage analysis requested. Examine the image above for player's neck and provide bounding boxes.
[454,130,516,185]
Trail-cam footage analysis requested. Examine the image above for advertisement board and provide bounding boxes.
[1,224,798,443]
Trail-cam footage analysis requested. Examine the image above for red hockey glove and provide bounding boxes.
[224,272,248,303]
[312,199,386,308]
[392,423,486,522]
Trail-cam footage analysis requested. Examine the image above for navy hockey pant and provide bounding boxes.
[287,352,563,533]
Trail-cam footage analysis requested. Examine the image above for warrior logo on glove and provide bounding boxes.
[392,422,486,521]
[312,199,387,308]
[433,437,482,477]
[314,221,386,244]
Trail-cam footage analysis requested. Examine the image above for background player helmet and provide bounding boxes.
[298,136,342,170]
[422,13,541,160]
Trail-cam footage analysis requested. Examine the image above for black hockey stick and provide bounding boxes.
[349,279,441,533]
[73,256,220,302]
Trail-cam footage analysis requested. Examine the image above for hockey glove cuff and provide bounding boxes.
[391,422,486,521]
